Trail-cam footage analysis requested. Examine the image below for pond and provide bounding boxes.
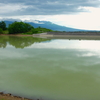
[0,36,100,100]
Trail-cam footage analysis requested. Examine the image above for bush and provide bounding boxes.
[0,21,7,30]
[8,21,34,34]
[32,27,53,34]
[22,32,33,35]
[32,28,39,34]
[0,28,3,34]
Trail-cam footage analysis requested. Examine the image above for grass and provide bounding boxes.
[3,30,9,34]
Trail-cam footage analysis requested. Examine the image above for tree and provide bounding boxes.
[32,28,38,34]
[0,21,6,30]
[32,27,53,34]
[8,21,34,34]
[0,28,3,34]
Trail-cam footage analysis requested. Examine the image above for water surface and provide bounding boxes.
[0,36,100,100]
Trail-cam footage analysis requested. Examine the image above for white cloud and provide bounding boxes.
[27,39,100,51]
[0,49,28,59]
[0,3,100,30]
[4,6,100,30]
[41,7,100,30]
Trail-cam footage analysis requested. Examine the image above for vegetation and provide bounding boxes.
[8,21,34,34]
[32,26,53,34]
[0,28,3,34]
[0,21,53,35]
[1,20,100,35]
[0,21,6,30]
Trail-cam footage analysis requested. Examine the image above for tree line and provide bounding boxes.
[0,21,53,34]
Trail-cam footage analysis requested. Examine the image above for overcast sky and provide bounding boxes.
[0,0,100,30]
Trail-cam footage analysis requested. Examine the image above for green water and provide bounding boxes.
[0,36,100,100]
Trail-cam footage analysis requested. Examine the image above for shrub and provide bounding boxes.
[32,28,39,34]
[0,21,7,30]
[0,28,3,34]
[8,21,34,34]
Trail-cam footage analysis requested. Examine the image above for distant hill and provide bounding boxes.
[4,20,85,32]
[27,21,85,32]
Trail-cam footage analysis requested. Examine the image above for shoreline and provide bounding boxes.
[1,32,100,36]
[0,34,33,36]
[1,33,100,40]
[0,92,33,100]
[0,92,49,100]
[1,31,100,36]
[33,34,100,40]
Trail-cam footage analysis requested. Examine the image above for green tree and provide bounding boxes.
[8,21,34,34]
[0,21,6,30]
[32,27,53,34]
[32,28,38,34]
[0,28,3,34]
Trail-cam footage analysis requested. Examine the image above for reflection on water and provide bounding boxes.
[0,36,100,100]
[0,36,49,48]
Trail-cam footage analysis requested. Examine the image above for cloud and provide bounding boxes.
[0,0,100,30]
[27,39,100,51]
[0,49,28,59]
[0,0,100,16]
[0,3,29,16]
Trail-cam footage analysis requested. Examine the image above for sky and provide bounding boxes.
[0,0,100,30]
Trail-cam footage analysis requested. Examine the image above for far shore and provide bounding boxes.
[1,32,100,40]
[33,32,100,40]
[0,34,33,36]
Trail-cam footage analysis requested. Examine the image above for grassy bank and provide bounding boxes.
[0,92,32,100]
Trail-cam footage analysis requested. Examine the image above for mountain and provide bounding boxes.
[27,21,84,32]
[4,19,84,32]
